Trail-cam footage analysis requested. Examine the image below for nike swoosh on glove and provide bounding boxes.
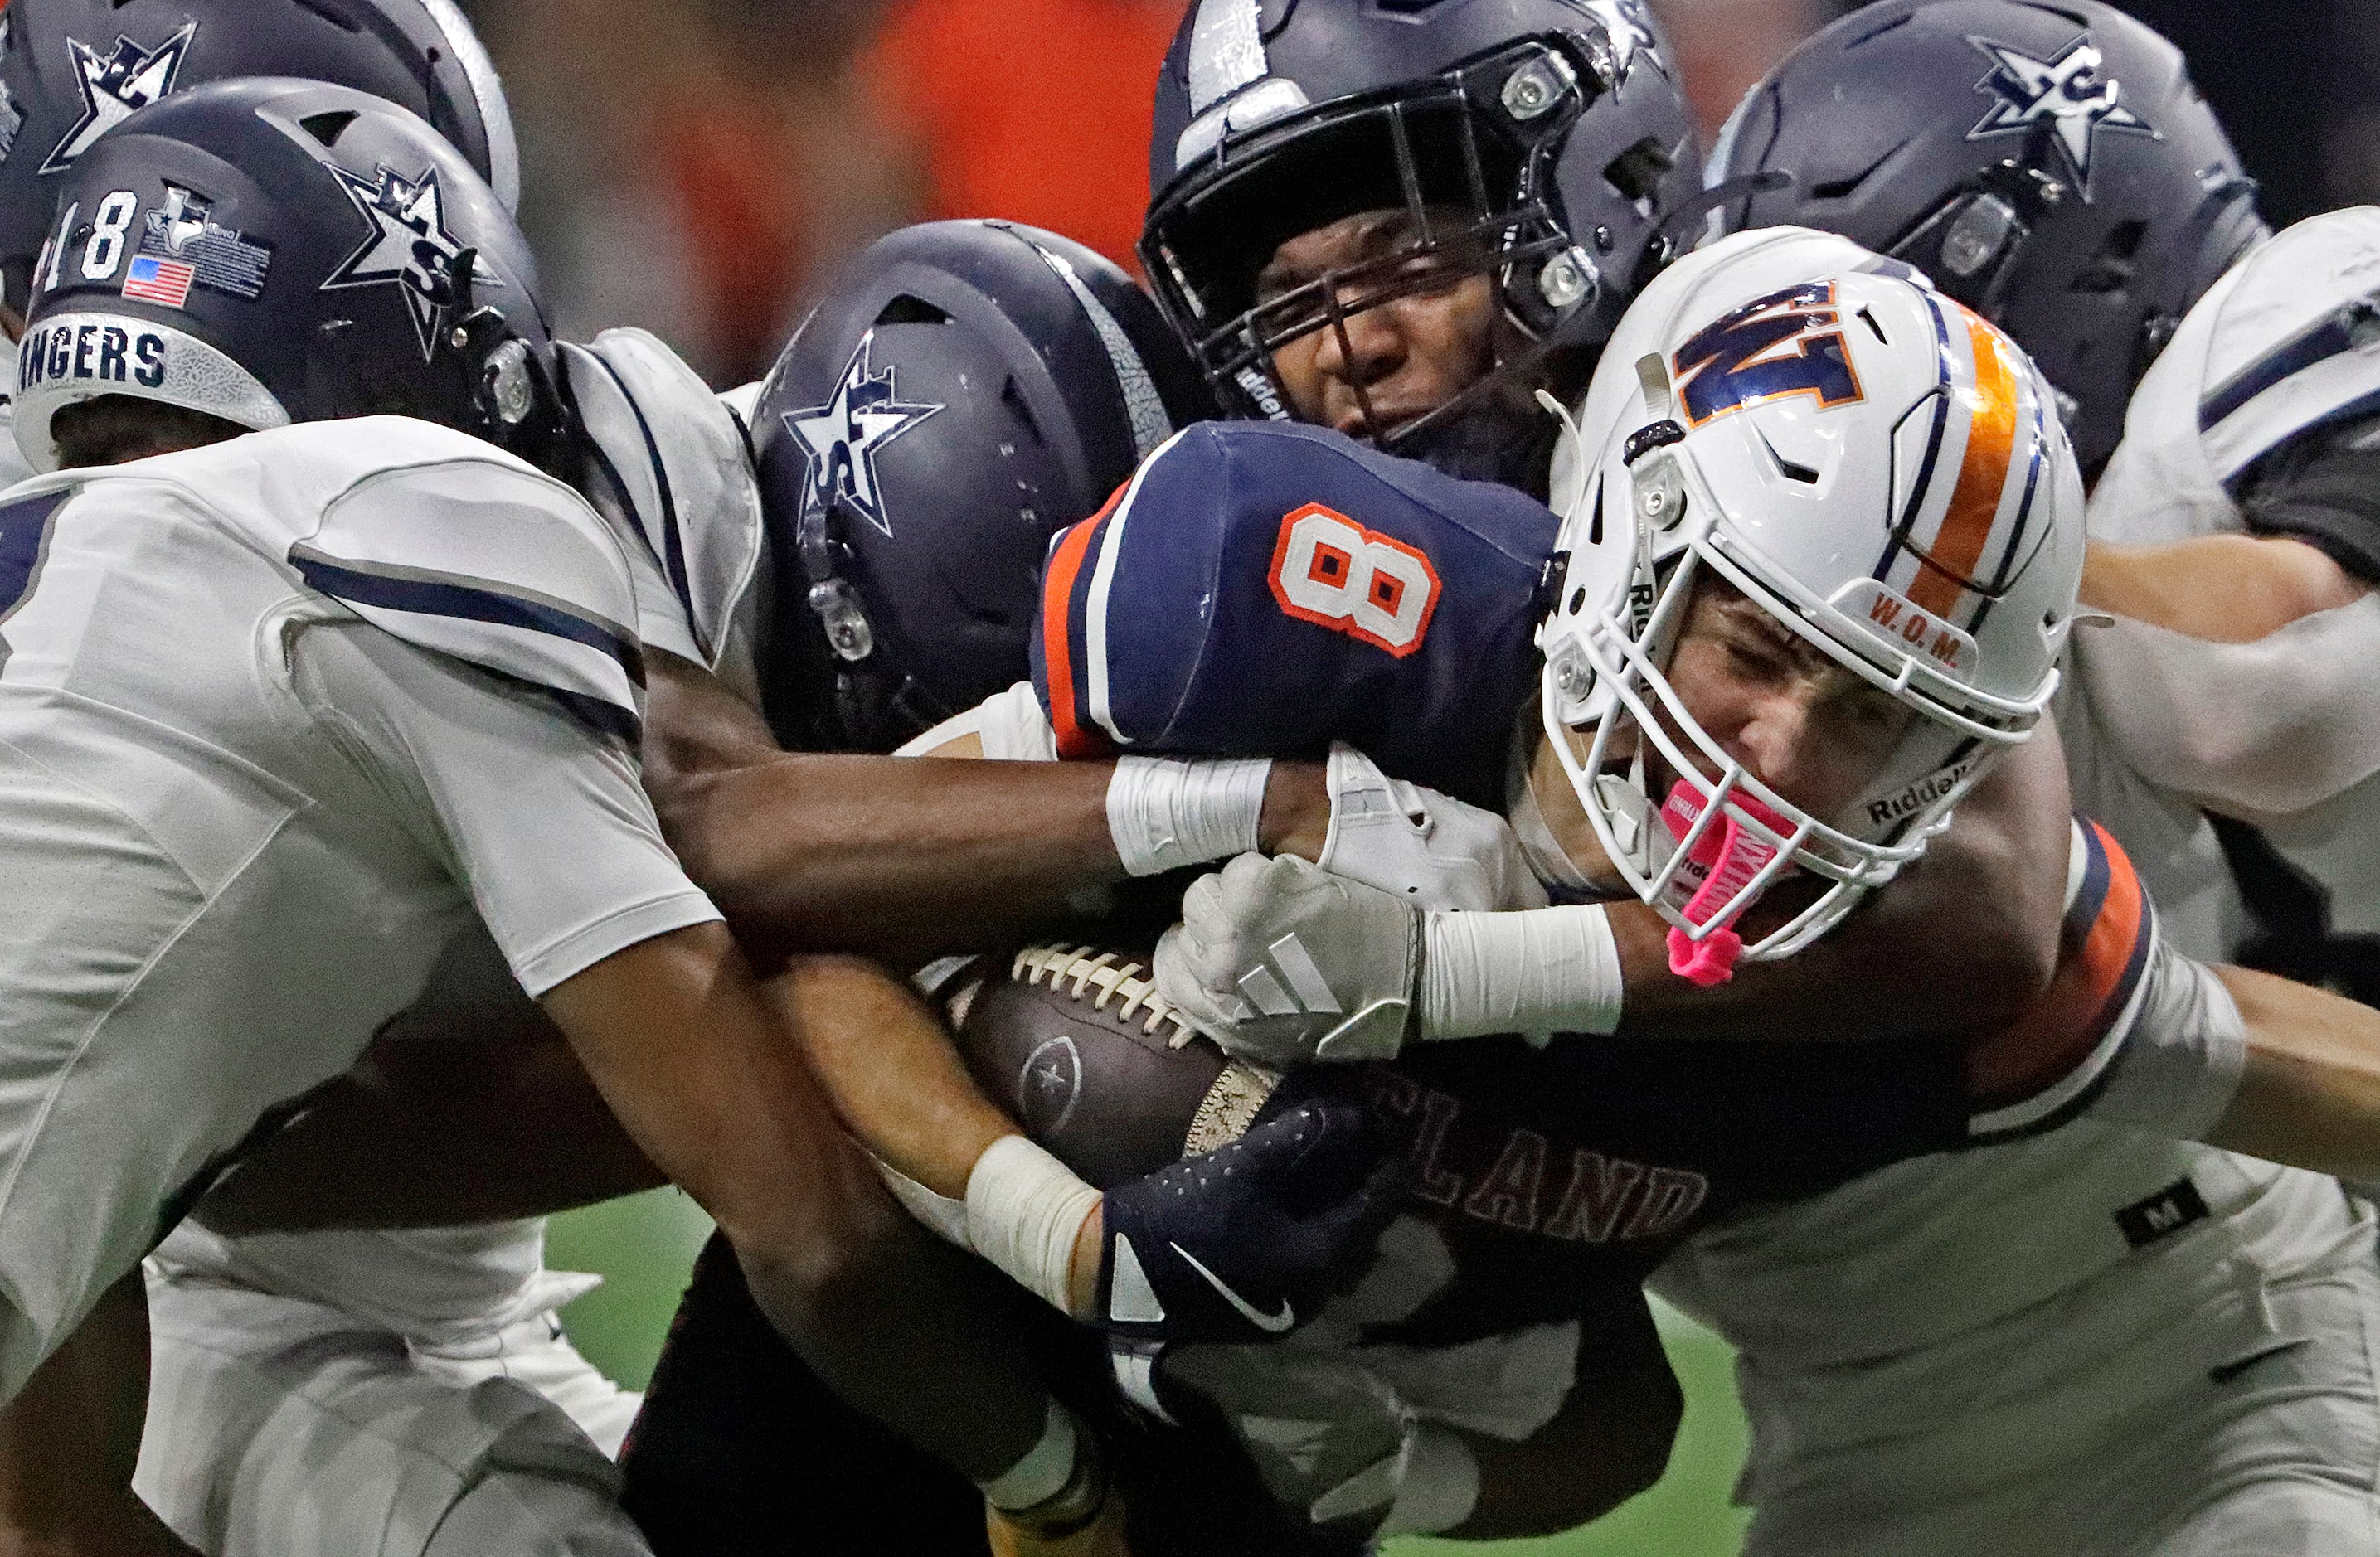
[1155,853,1421,1065]
[1097,1098,1411,1345]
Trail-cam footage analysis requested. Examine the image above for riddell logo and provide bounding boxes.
[1866,761,1974,829]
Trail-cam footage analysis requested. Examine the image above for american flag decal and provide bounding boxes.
[122,254,195,308]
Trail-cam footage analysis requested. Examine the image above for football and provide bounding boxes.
[950,944,1281,1189]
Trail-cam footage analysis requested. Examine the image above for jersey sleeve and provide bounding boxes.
[288,618,719,997]
[289,454,648,743]
[2192,210,2380,492]
[1030,421,1557,808]
[1960,818,2158,1145]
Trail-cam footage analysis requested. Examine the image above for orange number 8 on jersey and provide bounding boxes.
[1266,502,1442,658]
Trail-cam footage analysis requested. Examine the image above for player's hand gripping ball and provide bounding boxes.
[1155,853,1426,1067]
[954,944,1411,1344]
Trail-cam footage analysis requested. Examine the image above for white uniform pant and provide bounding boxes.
[1736,1207,2380,1556]
[134,1273,652,1557]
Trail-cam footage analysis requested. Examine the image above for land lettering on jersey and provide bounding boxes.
[1370,1070,1710,1246]
[20,320,165,393]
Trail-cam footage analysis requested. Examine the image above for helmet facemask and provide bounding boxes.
[1142,37,1653,479]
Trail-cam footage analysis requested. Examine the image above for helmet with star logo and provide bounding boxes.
[748,219,1213,754]
[1705,0,2266,476]
[0,0,517,317]
[1140,0,1701,492]
[14,76,552,473]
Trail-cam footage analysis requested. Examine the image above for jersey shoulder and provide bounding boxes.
[559,330,766,681]
[1032,421,1555,805]
[2130,208,2380,494]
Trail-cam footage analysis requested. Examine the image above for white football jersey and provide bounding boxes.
[0,417,718,1399]
[148,333,770,1351]
[2073,207,2380,948]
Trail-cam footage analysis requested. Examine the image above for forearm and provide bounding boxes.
[0,1272,196,1556]
[654,754,1124,963]
[542,927,1049,1481]
[196,928,662,1238]
[2208,963,2380,1180]
[2081,534,2368,644]
[768,957,1105,1317]
[1615,730,2072,1040]
[193,1034,663,1237]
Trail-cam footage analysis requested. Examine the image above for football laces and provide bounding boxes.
[1012,944,1198,1047]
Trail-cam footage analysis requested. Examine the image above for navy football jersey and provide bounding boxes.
[1032,421,1557,808]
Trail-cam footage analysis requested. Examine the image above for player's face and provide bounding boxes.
[1256,208,1507,439]
[1657,575,1918,822]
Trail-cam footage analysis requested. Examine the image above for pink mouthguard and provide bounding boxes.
[1658,781,1792,987]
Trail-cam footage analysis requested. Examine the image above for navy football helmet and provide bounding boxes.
[1707,0,2266,475]
[751,219,1212,754]
[0,0,516,313]
[15,78,551,472]
[1139,0,1700,481]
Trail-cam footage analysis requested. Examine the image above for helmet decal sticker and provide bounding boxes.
[1671,281,1866,428]
[782,331,944,540]
[322,162,502,360]
[41,23,196,175]
[1965,32,2162,198]
[1186,0,1269,116]
[140,186,272,301]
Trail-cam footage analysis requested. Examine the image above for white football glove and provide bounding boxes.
[1156,854,1421,1065]
[1316,744,1547,913]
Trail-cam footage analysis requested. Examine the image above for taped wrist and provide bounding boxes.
[1377,1424,1481,1538]
[1108,756,1272,876]
[2083,943,2248,1142]
[1418,904,1624,1042]
[964,1135,1101,1315]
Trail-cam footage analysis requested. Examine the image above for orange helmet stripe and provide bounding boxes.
[1909,309,2021,618]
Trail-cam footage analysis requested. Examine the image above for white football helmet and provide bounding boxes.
[1539,227,2086,960]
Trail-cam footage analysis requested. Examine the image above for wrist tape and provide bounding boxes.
[1108,756,1272,876]
[964,1134,1100,1316]
[1419,903,1624,1042]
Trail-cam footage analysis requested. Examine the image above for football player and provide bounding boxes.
[0,80,1104,1555]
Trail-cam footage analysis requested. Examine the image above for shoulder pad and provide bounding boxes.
[561,330,766,674]
[2188,209,2380,483]
[278,424,644,741]
[1031,422,1555,806]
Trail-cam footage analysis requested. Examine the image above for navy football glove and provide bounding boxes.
[1095,1098,1411,1345]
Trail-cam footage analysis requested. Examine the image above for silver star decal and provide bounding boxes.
[1581,0,1661,79]
[320,162,500,360]
[1966,32,2160,197]
[41,23,193,175]
[782,332,943,540]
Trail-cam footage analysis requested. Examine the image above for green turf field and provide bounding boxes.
[549,1192,1755,1555]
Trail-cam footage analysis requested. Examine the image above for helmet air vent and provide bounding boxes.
[299,109,360,148]
[874,295,951,327]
